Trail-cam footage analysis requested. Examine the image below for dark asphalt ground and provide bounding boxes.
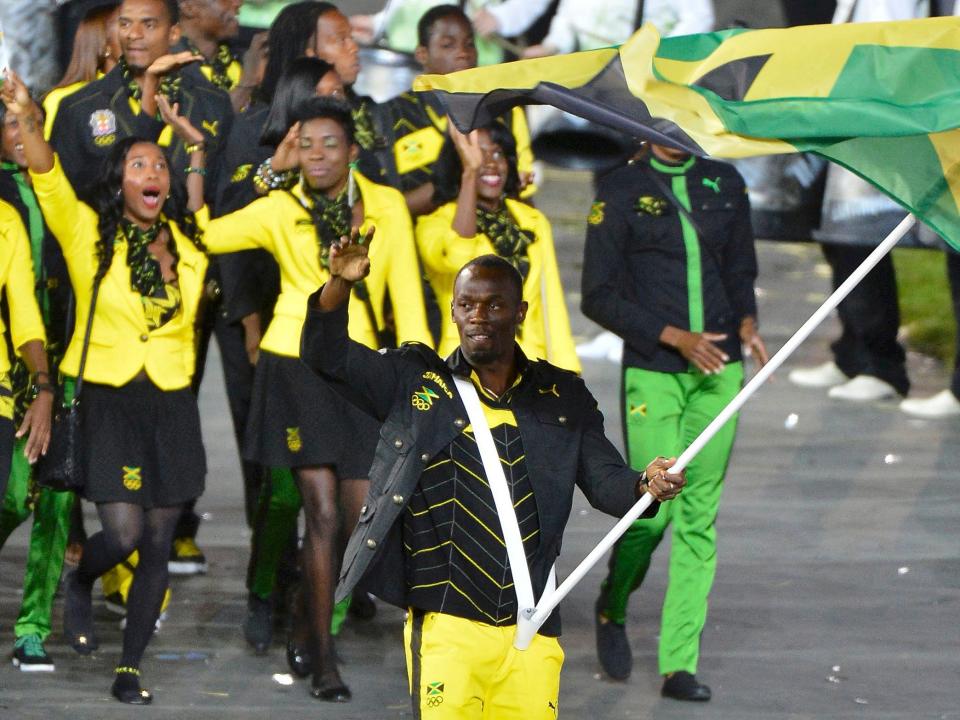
[2,4,958,715]
[2,160,959,719]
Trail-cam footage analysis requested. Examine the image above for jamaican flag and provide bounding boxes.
[415,17,960,250]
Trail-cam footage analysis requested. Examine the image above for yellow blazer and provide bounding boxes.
[0,202,47,419]
[205,171,433,355]
[30,157,209,390]
[416,198,580,373]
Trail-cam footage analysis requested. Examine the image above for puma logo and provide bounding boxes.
[538,384,560,397]
[202,119,219,137]
[702,176,721,194]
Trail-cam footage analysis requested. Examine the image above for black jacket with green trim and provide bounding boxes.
[300,291,658,635]
[582,155,758,373]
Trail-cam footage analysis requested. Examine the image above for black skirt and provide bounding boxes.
[79,380,206,508]
[0,415,12,501]
[244,350,378,477]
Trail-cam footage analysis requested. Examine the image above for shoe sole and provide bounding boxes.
[13,658,55,672]
[105,600,127,616]
[168,561,208,575]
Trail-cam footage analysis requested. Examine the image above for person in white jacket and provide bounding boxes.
[522,0,714,58]
[350,0,552,65]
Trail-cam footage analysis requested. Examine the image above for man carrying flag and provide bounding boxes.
[582,142,766,699]
[301,234,685,718]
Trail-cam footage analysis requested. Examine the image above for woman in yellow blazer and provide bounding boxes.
[3,71,207,705]
[0,201,53,500]
[416,122,580,372]
[204,97,432,702]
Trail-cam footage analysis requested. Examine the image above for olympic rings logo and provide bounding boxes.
[426,696,444,707]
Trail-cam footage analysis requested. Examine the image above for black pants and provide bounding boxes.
[821,243,909,396]
[947,252,960,399]
[177,284,264,539]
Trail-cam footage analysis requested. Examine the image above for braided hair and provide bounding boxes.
[91,137,205,284]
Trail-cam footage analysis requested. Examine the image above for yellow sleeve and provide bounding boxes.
[2,211,47,352]
[204,194,280,255]
[512,107,538,199]
[29,154,97,258]
[415,204,494,275]
[381,194,434,347]
[533,211,581,373]
[42,81,89,140]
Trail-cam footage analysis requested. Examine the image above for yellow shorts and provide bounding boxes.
[404,610,564,719]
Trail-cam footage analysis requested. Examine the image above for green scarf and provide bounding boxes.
[119,56,182,106]
[188,40,235,91]
[351,101,376,151]
[119,218,175,297]
[301,186,351,271]
[476,204,534,281]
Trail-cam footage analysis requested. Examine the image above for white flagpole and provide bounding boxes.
[514,213,917,649]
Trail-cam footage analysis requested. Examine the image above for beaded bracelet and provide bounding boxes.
[184,142,206,154]
[115,666,141,676]
[254,157,296,192]
[185,166,207,176]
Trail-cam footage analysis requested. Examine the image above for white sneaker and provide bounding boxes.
[900,389,960,418]
[577,331,623,362]
[828,375,898,401]
[788,361,848,388]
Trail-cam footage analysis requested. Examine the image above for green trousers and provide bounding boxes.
[247,467,350,634]
[0,437,73,643]
[600,363,742,675]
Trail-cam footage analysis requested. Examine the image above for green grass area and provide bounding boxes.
[893,248,955,365]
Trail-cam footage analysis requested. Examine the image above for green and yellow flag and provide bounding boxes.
[415,17,960,249]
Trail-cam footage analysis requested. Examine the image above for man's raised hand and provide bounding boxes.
[329,227,375,283]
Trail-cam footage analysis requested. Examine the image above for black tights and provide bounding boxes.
[77,502,183,669]
[294,466,368,685]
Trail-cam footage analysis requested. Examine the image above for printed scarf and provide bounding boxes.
[119,56,182,106]
[119,218,175,297]
[476,204,534,281]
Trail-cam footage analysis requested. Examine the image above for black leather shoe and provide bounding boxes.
[286,640,311,678]
[347,591,376,621]
[63,569,98,655]
[112,672,153,705]
[243,595,273,655]
[595,597,632,680]
[661,671,711,702]
[310,678,351,702]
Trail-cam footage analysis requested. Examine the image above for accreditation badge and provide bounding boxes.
[89,108,117,147]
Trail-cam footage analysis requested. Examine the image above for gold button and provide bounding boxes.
[365,538,377,549]
[394,439,403,449]
[392,494,404,505]
[558,416,567,424]
[139,333,149,342]
[420,453,430,462]
[454,418,465,428]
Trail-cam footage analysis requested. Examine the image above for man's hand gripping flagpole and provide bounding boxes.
[513,213,918,650]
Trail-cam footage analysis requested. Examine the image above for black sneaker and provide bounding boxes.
[661,671,712,701]
[168,537,208,575]
[243,595,273,655]
[12,635,55,672]
[595,597,632,680]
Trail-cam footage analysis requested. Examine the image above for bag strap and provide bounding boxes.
[453,376,553,616]
[73,276,102,402]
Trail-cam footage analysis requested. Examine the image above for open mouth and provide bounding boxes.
[142,187,162,210]
[479,174,502,188]
[14,143,23,154]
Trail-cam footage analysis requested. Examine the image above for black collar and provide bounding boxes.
[445,344,531,380]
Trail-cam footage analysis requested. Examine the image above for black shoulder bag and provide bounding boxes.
[35,276,101,492]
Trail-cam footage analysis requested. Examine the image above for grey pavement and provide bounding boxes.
[3,168,960,718]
